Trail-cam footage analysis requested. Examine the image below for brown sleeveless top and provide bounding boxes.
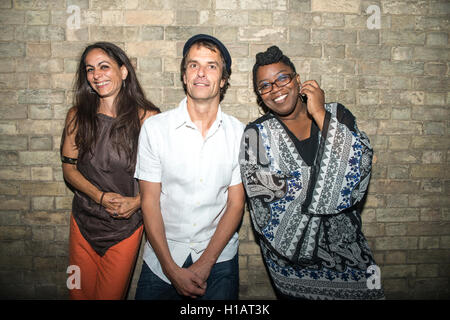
[72,113,142,256]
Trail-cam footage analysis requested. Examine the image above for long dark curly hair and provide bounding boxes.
[66,42,160,172]
[252,46,297,114]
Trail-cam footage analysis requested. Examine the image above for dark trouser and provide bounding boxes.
[135,253,239,300]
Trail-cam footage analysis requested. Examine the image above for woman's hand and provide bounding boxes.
[300,80,326,130]
[103,193,140,219]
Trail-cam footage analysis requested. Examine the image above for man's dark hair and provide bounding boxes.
[180,40,231,102]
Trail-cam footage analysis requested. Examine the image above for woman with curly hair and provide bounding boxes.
[239,46,384,300]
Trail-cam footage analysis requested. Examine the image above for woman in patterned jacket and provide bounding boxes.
[239,46,385,300]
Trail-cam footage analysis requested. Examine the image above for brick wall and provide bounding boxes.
[0,0,448,299]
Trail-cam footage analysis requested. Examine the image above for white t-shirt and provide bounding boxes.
[134,97,244,284]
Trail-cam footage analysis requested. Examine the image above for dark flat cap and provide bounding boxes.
[182,34,232,74]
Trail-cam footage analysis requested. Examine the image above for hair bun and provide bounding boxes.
[255,46,283,65]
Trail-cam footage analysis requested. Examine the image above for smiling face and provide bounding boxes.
[182,44,225,104]
[85,48,128,101]
[256,61,302,119]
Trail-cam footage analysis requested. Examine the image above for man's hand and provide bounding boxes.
[168,266,207,298]
[188,259,213,286]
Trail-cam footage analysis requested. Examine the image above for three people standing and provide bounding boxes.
[62,36,382,300]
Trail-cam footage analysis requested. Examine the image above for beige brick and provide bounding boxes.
[311,0,359,13]
[0,166,30,180]
[389,135,411,150]
[51,42,87,58]
[355,90,378,105]
[249,11,272,26]
[90,0,125,9]
[420,208,442,222]
[0,196,29,212]
[312,29,356,44]
[440,236,450,249]
[55,196,73,210]
[101,10,124,25]
[25,10,50,25]
[26,43,51,57]
[376,150,420,164]
[422,151,444,164]
[239,242,262,255]
[378,120,422,136]
[18,120,64,135]
[377,208,420,222]
[410,194,449,208]
[417,264,439,277]
[0,42,26,58]
[418,236,440,249]
[411,136,449,150]
[125,10,174,25]
[424,62,447,76]
[407,250,450,264]
[238,27,287,42]
[31,167,53,181]
[27,73,52,89]
[281,42,322,58]
[362,223,385,237]
[411,165,447,179]
[23,211,68,225]
[0,152,19,167]
[126,41,176,58]
[387,165,409,179]
[382,265,416,278]
[30,136,52,150]
[90,26,139,42]
[409,223,450,237]
[0,226,30,240]
[32,196,55,210]
[0,122,18,135]
[178,12,199,25]
[0,10,25,24]
[385,251,407,264]
[215,10,247,26]
[216,0,238,10]
[375,237,418,250]
[28,105,52,120]
[20,182,67,196]
[0,135,28,151]
[425,92,446,105]
[32,226,55,241]
[414,47,449,61]
[347,45,391,60]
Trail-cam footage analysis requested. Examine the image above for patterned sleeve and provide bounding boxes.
[239,124,276,234]
[307,103,373,215]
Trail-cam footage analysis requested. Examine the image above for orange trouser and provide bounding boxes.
[68,214,143,300]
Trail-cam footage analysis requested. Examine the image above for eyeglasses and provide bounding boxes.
[257,73,296,95]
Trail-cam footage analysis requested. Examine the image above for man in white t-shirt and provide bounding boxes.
[134,34,245,300]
